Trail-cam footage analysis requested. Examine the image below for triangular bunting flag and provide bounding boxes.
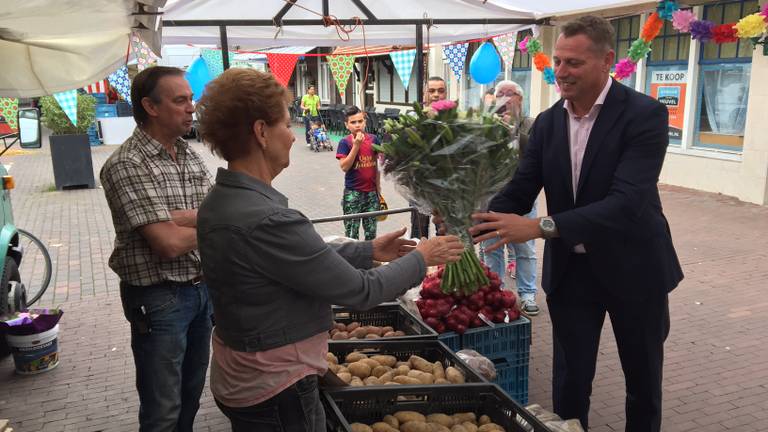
[443,43,469,81]
[83,79,109,94]
[0,98,19,130]
[493,32,518,68]
[328,55,355,98]
[53,90,79,127]
[389,49,417,89]
[131,32,159,71]
[201,49,236,78]
[267,53,299,87]
[108,66,132,105]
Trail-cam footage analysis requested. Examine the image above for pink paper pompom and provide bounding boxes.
[518,36,530,54]
[761,3,768,22]
[614,58,637,80]
[672,9,697,33]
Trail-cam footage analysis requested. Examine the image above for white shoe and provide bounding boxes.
[519,296,540,316]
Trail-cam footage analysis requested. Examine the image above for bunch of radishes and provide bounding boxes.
[416,265,519,335]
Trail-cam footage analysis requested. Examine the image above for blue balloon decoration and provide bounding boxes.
[185,57,213,102]
[469,42,502,84]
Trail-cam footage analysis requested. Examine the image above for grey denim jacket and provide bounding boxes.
[197,168,426,352]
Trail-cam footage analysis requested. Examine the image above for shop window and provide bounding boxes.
[645,16,691,146]
[610,15,641,88]
[376,58,417,105]
[694,0,756,152]
[319,62,331,103]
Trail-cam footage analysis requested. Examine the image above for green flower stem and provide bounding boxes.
[440,247,490,294]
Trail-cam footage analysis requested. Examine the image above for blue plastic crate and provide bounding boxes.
[95,104,117,118]
[91,93,107,104]
[437,316,531,361]
[86,123,101,146]
[493,354,529,405]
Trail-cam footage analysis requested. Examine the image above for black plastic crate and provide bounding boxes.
[332,302,437,341]
[326,340,486,388]
[323,383,549,432]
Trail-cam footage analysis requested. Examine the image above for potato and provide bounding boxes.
[328,363,342,373]
[451,426,469,432]
[407,370,435,385]
[409,355,434,373]
[383,415,399,429]
[365,333,382,339]
[477,424,504,432]
[383,331,397,338]
[384,381,400,385]
[478,415,491,426]
[372,422,398,432]
[428,424,451,432]
[426,413,454,427]
[359,358,382,369]
[350,377,364,386]
[452,413,476,424]
[334,322,347,331]
[395,365,411,376]
[400,421,430,432]
[434,378,451,385]
[337,365,349,374]
[378,371,395,383]
[348,327,367,338]
[332,331,349,340]
[432,362,445,379]
[445,367,465,384]
[350,423,373,432]
[327,352,339,364]
[330,328,340,337]
[348,362,372,378]
[372,365,392,378]
[336,372,352,384]
[461,422,478,432]
[371,355,397,368]
[347,321,361,331]
[393,330,406,336]
[381,326,394,334]
[366,326,384,336]
[393,375,422,385]
[346,352,368,363]
[364,376,381,385]
[393,411,426,424]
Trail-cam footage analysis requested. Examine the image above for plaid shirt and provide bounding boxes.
[101,128,213,286]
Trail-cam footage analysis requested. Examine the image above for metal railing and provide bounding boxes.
[309,206,416,224]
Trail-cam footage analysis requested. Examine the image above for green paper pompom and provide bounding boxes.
[526,38,542,55]
[628,39,652,62]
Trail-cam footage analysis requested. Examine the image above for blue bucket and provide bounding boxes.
[5,324,60,375]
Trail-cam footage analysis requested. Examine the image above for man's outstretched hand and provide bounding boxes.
[372,227,417,262]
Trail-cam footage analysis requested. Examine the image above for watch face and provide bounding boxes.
[542,219,555,230]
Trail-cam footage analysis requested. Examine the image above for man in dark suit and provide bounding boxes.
[469,16,684,431]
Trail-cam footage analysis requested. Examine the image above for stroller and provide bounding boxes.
[309,120,334,152]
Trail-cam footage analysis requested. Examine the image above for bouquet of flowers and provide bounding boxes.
[375,100,520,294]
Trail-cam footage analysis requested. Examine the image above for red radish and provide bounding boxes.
[455,324,468,335]
[424,317,441,328]
[508,308,520,321]
[492,311,506,323]
[500,291,516,308]
[434,321,446,333]
[471,316,484,328]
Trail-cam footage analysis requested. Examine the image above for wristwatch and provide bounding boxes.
[539,216,558,239]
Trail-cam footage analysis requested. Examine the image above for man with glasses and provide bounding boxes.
[101,66,213,431]
[479,80,540,316]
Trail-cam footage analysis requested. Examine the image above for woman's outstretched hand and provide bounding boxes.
[415,235,465,267]
[371,227,417,262]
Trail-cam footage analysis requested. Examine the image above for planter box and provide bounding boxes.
[49,134,95,190]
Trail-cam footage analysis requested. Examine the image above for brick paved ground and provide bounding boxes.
[0,128,766,431]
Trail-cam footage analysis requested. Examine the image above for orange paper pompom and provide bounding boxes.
[533,52,551,72]
[641,13,664,42]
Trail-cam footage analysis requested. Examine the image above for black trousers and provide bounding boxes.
[546,254,670,432]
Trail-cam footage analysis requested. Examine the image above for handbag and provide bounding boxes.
[377,194,388,221]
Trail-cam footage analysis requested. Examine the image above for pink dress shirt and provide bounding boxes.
[563,77,613,253]
[210,331,329,408]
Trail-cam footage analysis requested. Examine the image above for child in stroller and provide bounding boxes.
[310,120,333,152]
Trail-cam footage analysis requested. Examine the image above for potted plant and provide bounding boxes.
[40,93,97,189]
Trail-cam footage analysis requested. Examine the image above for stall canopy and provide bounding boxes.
[161,0,540,47]
[0,0,164,98]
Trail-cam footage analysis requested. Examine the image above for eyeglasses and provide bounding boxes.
[428,88,446,93]
[496,90,521,98]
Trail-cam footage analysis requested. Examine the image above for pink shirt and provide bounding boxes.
[563,77,613,198]
[563,77,612,253]
[210,331,329,408]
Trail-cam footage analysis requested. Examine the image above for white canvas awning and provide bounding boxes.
[0,0,164,98]
[161,0,539,46]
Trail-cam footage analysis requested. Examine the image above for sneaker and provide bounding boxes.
[519,297,540,316]
[506,261,517,279]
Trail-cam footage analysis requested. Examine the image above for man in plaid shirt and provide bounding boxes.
[100,66,213,432]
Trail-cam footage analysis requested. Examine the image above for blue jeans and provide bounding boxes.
[479,204,538,297]
[215,375,326,432]
[120,281,213,432]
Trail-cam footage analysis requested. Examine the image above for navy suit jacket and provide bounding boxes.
[489,80,683,299]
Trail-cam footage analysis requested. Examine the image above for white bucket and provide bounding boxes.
[5,324,60,375]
